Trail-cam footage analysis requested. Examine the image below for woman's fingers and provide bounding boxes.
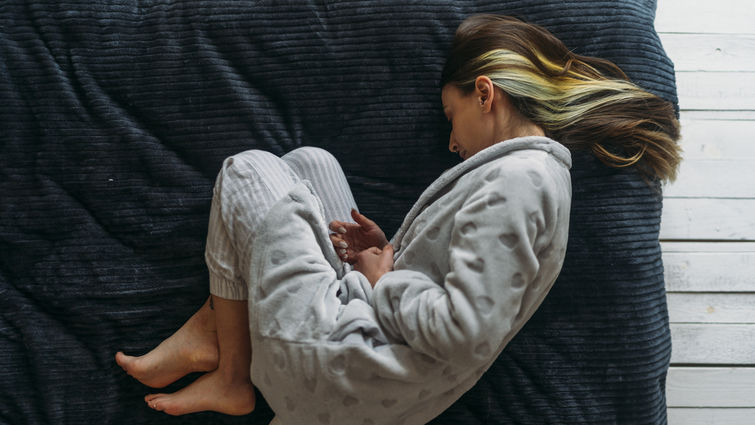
[329,234,353,262]
[328,221,348,234]
[330,234,358,263]
[351,209,376,229]
[329,233,348,249]
[378,244,394,270]
[350,209,388,248]
[329,217,387,263]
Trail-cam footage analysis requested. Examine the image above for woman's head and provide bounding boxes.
[441,75,545,160]
[441,14,681,182]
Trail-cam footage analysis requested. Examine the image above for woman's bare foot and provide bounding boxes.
[115,297,219,388]
[144,368,256,416]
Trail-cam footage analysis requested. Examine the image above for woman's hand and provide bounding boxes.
[353,244,394,287]
[329,209,389,264]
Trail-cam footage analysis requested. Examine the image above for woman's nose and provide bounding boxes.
[448,133,459,153]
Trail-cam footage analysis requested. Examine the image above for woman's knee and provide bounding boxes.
[222,149,280,175]
[212,149,300,206]
[218,150,289,184]
[282,146,341,174]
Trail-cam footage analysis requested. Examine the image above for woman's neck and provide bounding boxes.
[494,115,546,142]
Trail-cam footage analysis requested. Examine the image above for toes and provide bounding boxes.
[150,396,179,415]
[145,394,167,412]
[115,352,132,371]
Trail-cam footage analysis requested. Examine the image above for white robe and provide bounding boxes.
[248,136,572,425]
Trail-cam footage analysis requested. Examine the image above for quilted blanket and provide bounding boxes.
[0,1,677,424]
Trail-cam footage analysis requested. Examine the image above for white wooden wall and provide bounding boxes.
[656,1,755,423]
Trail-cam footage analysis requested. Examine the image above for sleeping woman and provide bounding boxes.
[115,14,680,425]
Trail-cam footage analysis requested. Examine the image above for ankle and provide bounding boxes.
[216,362,252,386]
[191,302,217,333]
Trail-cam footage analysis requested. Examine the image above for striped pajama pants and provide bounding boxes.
[205,147,358,301]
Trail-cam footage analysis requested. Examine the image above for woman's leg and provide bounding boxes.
[144,296,255,416]
[116,148,353,415]
[113,152,251,388]
[136,150,300,415]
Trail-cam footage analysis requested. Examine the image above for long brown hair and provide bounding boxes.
[441,14,682,182]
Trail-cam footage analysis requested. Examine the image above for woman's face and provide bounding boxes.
[441,84,495,161]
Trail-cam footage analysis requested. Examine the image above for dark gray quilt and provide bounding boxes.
[1,1,677,424]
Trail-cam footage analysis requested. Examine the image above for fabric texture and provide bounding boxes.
[246,137,571,425]
[1,1,676,424]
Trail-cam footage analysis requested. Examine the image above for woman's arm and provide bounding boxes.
[371,155,571,367]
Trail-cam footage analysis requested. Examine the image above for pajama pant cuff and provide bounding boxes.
[209,272,248,301]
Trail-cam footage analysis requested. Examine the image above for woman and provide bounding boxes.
[430,14,682,425]
[115,14,680,424]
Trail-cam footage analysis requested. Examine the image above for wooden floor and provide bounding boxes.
[655,1,755,423]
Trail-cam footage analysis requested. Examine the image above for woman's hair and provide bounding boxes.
[441,14,682,182]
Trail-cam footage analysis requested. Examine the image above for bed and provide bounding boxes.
[0,1,678,423]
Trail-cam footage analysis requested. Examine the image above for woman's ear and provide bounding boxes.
[475,76,495,113]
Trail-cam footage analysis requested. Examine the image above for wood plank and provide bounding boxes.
[662,243,755,292]
[668,408,755,425]
[677,118,755,160]
[663,117,755,197]
[670,324,755,364]
[668,293,755,323]
[656,0,755,34]
[664,160,755,198]
[661,241,755,253]
[662,241,755,252]
[660,33,755,72]
[681,110,755,121]
[667,367,755,407]
[676,72,755,111]
[660,199,755,241]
